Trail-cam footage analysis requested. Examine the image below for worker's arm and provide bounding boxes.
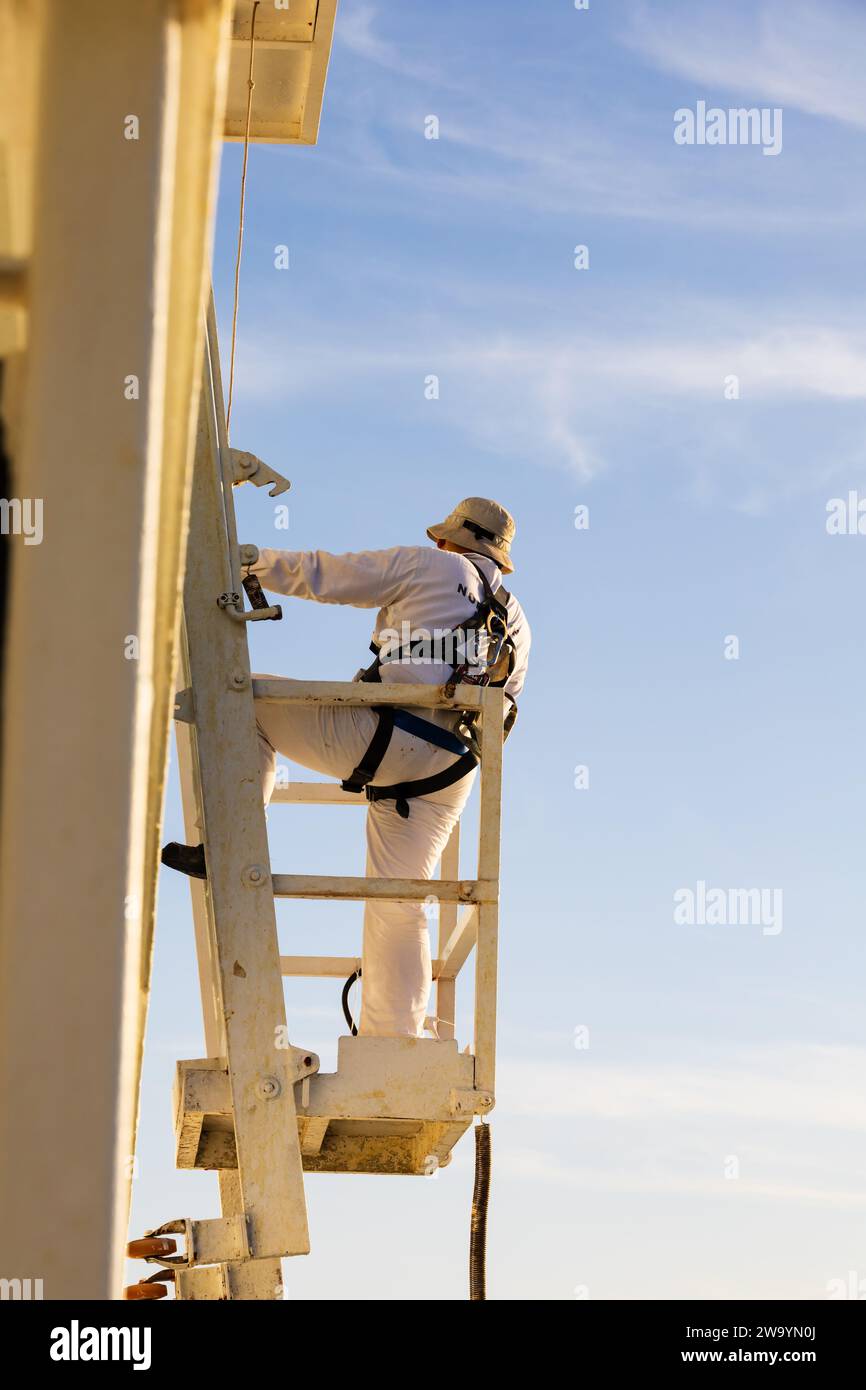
[249,545,417,609]
[504,603,531,701]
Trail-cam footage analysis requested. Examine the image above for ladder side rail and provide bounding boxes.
[176,620,246,1223]
[473,688,504,1097]
[181,317,309,1261]
[176,624,224,1061]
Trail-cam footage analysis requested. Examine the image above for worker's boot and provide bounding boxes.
[161,842,207,880]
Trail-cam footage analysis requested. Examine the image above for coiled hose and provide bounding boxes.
[470,1121,491,1300]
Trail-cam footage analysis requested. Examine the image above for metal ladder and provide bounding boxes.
[126,298,503,1301]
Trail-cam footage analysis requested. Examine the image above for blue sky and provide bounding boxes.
[131,0,866,1299]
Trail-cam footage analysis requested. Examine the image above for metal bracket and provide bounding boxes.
[450,1088,494,1117]
[143,1214,251,1268]
[217,589,282,624]
[285,1046,320,1085]
[173,688,195,723]
[230,448,291,497]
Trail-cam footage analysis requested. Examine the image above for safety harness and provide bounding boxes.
[340,562,517,818]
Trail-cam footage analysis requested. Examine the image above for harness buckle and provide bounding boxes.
[341,767,374,793]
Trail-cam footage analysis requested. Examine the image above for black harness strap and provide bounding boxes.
[340,705,395,792]
[364,751,479,819]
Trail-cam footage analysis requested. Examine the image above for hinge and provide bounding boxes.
[450,1088,494,1117]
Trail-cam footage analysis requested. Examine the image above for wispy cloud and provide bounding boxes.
[234,309,866,488]
[322,1,866,231]
[625,0,866,130]
[314,95,865,233]
[498,1045,866,1129]
[236,3,866,496]
[496,1147,866,1208]
[491,1045,866,1208]
[336,1,457,88]
[238,316,866,403]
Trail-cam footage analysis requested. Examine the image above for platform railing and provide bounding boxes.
[262,678,504,1094]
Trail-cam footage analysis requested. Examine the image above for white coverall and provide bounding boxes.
[250,543,531,1037]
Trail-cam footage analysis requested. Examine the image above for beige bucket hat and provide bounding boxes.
[426,496,516,574]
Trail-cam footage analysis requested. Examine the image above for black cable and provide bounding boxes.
[470,1121,491,1300]
[341,967,492,1298]
[341,966,361,1035]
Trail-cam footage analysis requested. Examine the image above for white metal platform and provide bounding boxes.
[175,1036,482,1177]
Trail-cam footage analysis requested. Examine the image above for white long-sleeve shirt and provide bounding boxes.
[251,543,530,702]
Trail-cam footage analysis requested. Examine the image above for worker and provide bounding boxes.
[162,497,530,1038]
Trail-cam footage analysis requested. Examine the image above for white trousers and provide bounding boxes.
[254,680,476,1037]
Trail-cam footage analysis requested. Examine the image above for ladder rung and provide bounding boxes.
[272,875,496,904]
[280,955,446,979]
[280,955,360,978]
[252,679,486,711]
[270,782,360,805]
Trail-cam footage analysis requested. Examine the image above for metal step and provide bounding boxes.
[174,1037,491,1176]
